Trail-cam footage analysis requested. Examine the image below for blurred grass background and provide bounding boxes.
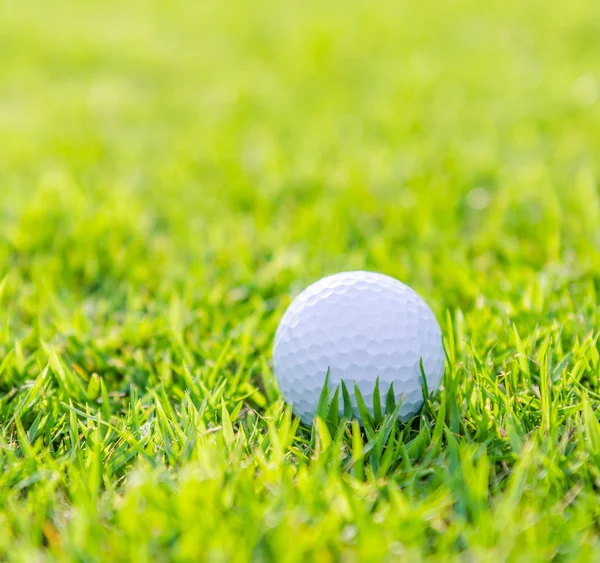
[1,0,600,560]
[3,0,599,301]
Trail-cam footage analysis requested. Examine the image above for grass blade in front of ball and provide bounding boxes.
[308,368,331,450]
[386,383,397,414]
[341,380,353,420]
[314,368,331,420]
[353,382,375,437]
[373,377,383,425]
[326,386,340,436]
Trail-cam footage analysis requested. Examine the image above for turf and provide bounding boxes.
[1,0,600,560]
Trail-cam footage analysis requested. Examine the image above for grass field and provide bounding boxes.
[1,0,600,560]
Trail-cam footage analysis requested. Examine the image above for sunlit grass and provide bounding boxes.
[1,0,600,560]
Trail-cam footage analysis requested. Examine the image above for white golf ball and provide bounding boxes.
[273,271,445,424]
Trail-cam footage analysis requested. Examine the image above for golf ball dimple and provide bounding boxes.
[272,271,445,424]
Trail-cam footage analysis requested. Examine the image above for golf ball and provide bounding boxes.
[273,271,444,424]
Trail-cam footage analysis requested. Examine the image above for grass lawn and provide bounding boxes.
[1,0,600,560]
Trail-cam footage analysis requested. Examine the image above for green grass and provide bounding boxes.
[1,0,600,560]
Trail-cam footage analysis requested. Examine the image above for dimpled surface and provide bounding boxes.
[273,271,445,424]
